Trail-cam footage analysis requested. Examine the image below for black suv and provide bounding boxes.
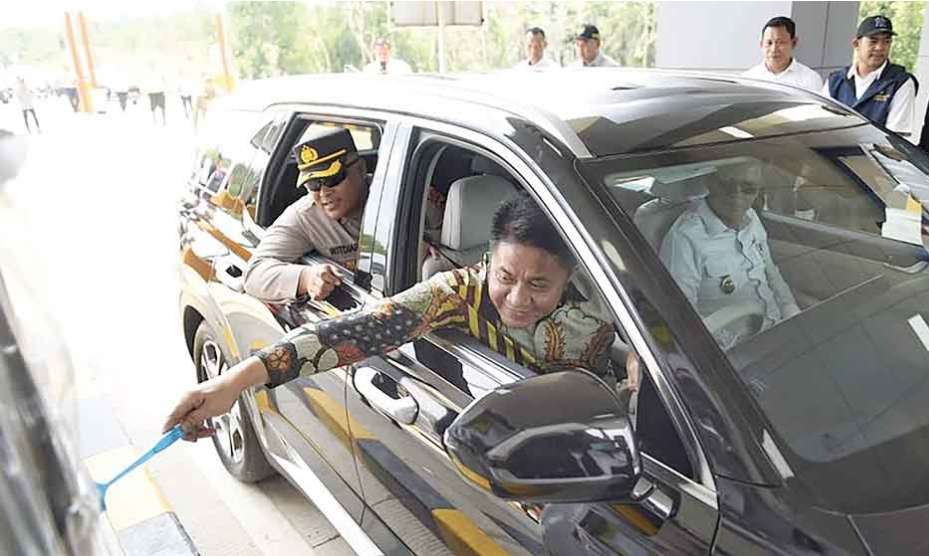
[177,71,929,555]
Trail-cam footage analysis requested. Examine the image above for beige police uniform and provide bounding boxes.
[244,195,361,303]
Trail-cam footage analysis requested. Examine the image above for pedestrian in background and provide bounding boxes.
[743,16,823,92]
[179,78,194,120]
[514,27,559,70]
[15,77,40,134]
[823,15,917,140]
[363,37,412,75]
[571,24,618,68]
[194,77,216,130]
[146,73,168,126]
[111,71,130,114]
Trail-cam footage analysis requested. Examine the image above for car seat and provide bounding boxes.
[422,174,517,278]
[633,174,710,250]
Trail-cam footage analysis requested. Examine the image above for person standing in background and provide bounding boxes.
[571,24,618,67]
[15,77,40,134]
[823,15,917,140]
[146,72,167,126]
[743,16,823,92]
[179,78,194,120]
[363,38,413,75]
[513,27,559,70]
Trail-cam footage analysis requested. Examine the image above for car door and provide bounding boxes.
[346,121,721,554]
[243,111,401,528]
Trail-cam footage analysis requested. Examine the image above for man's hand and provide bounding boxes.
[162,357,270,442]
[161,373,240,441]
[298,263,342,301]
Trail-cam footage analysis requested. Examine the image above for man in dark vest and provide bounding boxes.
[823,15,917,140]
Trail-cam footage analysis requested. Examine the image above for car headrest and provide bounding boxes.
[441,175,517,251]
[633,199,694,250]
[470,156,509,178]
[646,173,710,201]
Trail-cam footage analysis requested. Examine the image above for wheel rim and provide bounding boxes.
[199,339,245,464]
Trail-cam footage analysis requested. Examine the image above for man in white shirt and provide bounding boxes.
[513,27,559,70]
[363,37,413,75]
[743,16,822,92]
[822,15,917,140]
[571,24,618,68]
[659,162,799,349]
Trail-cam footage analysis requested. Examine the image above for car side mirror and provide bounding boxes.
[444,370,640,504]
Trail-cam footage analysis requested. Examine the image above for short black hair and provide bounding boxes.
[490,192,575,269]
[526,27,546,40]
[762,16,796,39]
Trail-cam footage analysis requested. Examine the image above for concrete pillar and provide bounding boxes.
[656,1,858,78]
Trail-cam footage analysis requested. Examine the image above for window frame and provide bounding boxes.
[385,117,716,496]
[253,105,388,230]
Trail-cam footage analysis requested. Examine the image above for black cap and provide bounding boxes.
[293,127,358,191]
[575,24,600,41]
[857,15,896,38]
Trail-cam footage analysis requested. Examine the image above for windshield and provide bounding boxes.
[583,124,929,514]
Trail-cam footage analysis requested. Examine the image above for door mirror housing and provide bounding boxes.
[444,370,640,504]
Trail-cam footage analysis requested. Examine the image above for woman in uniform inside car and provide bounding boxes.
[164,193,626,439]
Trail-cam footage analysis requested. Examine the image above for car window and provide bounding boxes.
[252,114,386,280]
[397,135,696,480]
[585,124,929,513]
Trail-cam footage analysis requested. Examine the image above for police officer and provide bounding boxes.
[823,15,917,139]
[244,127,368,303]
[571,24,618,67]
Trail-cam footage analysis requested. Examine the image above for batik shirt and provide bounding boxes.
[256,263,615,388]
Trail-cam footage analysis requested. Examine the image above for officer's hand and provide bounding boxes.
[298,263,342,301]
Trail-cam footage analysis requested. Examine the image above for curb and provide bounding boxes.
[79,396,199,556]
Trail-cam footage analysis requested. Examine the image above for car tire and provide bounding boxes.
[193,321,276,483]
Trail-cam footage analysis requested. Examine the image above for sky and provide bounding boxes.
[2,0,221,29]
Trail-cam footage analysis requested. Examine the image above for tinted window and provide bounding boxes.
[533,77,866,156]
[584,124,929,513]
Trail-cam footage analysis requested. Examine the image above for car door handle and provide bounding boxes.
[630,476,675,521]
[353,366,418,425]
[214,262,244,292]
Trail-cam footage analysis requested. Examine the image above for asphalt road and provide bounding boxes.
[0,95,352,556]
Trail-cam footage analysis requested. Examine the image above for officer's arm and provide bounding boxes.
[244,205,316,303]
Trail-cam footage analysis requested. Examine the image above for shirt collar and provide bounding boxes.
[764,58,796,76]
[848,60,888,80]
[584,52,603,67]
[696,199,755,235]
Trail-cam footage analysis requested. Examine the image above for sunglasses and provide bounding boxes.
[306,158,360,192]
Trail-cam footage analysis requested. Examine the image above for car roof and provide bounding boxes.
[221,69,862,159]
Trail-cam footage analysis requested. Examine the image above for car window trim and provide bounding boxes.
[394,115,716,493]
[253,104,391,230]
